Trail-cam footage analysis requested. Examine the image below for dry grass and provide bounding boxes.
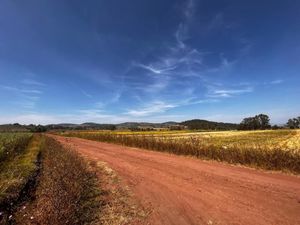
[61,129,300,174]
[14,137,101,225]
[0,134,42,224]
[89,161,148,224]
[1,134,148,224]
[0,133,32,162]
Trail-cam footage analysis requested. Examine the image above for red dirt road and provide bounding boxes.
[53,135,300,225]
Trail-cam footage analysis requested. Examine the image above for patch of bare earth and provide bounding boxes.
[88,160,149,225]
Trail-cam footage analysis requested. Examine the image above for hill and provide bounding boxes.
[0,119,239,132]
[0,124,29,132]
[180,119,238,130]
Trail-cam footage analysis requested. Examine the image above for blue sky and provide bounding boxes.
[0,0,299,124]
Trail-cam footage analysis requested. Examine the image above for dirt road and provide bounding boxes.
[53,135,300,225]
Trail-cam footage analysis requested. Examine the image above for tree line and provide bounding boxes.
[238,114,300,130]
[181,119,238,130]
[238,114,271,130]
[286,117,300,129]
[1,115,299,132]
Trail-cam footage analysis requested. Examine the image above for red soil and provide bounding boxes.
[53,135,300,225]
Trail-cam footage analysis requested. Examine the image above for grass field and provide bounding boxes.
[61,129,300,173]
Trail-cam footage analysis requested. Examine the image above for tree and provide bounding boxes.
[286,117,300,129]
[238,114,271,130]
[26,124,47,132]
[272,125,280,130]
[256,114,271,130]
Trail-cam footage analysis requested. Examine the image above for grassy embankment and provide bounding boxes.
[61,129,300,174]
[0,133,41,223]
[13,136,101,225]
[0,134,104,225]
[0,132,145,224]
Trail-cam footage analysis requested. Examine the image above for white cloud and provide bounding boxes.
[207,87,253,98]
[214,88,253,95]
[0,105,296,125]
[81,90,93,98]
[0,110,129,125]
[21,79,45,86]
[134,62,177,74]
[270,79,283,84]
[183,0,195,19]
[92,91,122,109]
[174,0,195,49]
[0,84,43,110]
[175,23,188,49]
[111,92,122,103]
[0,114,62,125]
[126,96,220,118]
[126,101,176,117]
[0,85,43,94]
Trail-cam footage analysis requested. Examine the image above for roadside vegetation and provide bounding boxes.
[61,129,300,174]
[0,133,41,224]
[0,133,32,162]
[13,136,101,225]
[0,134,113,225]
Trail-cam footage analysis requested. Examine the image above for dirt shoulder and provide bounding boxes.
[53,135,300,225]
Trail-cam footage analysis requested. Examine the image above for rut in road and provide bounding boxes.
[53,135,300,225]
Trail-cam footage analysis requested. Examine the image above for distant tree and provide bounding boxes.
[287,119,294,129]
[110,125,117,130]
[286,117,300,129]
[27,124,47,132]
[297,117,300,128]
[238,114,271,130]
[272,125,280,130]
[256,114,271,130]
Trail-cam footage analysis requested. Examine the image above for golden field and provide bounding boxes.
[61,129,300,173]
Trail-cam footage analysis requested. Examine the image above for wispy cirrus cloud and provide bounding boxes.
[207,86,253,98]
[206,54,237,73]
[96,92,122,108]
[0,85,42,94]
[125,97,219,118]
[175,0,195,49]
[21,79,45,86]
[126,101,176,117]
[132,0,202,77]
[81,89,93,98]
[0,82,43,110]
[270,79,283,85]
[125,0,253,116]
[133,62,177,74]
